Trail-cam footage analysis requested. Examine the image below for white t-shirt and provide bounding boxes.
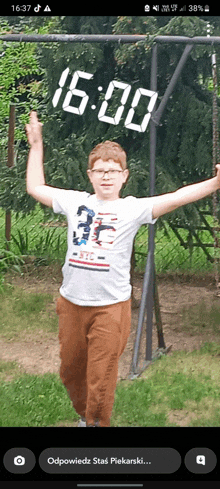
[52,190,157,306]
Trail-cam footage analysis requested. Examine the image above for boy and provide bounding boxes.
[26,111,220,427]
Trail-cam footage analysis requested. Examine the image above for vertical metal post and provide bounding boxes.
[211,53,220,294]
[145,44,193,361]
[154,273,166,348]
[145,44,158,361]
[130,42,194,376]
[5,105,15,249]
[129,44,158,376]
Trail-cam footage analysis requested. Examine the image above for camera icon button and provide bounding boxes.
[14,455,26,466]
[3,448,36,474]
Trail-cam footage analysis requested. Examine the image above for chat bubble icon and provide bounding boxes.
[196,455,206,465]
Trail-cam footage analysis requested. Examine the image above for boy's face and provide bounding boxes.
[87,159,129,201]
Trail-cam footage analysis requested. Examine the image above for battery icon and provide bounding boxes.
[204,5,209,11]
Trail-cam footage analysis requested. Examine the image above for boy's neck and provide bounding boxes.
[94,193,121,202]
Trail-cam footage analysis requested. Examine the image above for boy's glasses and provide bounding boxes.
[91,169,124,178]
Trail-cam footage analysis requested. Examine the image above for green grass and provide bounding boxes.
[0,372,76,427]
[0,343,219,427]
[111,343,220,427]
[181,300,220,335]
[0,359,24,382]
[0,284,58,340]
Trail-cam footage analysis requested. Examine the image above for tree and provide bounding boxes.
[112,16,220,228]
[0,17,58,213]
[0,15,220,227]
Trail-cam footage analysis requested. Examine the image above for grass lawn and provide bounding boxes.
[0,343,220,427]
[112,343,220,427]
[0,278,219,427]
[0,371,75,427]
[0,284,58,341]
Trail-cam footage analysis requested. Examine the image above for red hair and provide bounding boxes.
[88,140,127,170]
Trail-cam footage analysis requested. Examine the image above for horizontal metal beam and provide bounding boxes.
[1,34,220,44]
[0,34,146,43]
[155,35,220,44]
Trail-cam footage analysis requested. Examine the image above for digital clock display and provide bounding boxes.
[52,68,158,133]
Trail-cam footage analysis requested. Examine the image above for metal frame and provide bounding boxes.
[1,34,220,44]
[1,33,220,377]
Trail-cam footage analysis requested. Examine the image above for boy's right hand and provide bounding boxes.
[26,111,43,146]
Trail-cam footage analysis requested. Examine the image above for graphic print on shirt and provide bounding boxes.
[69,205,118,272]
[92,213,117,250]
[72,205,95,246]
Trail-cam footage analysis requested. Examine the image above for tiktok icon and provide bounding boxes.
[34,4,41,12]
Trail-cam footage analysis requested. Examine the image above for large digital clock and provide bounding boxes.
[52,68,158,133]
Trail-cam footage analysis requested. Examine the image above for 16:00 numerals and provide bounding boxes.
[52,68,158,133]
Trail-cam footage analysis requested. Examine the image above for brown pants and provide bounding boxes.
[56,295,131,427]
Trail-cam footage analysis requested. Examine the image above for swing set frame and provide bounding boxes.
[1,32,220,377]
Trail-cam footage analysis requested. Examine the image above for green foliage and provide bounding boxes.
[0,248,24,292]
[112,16,219,233]
[11,228,29,254]
[0,248,24,274]
[0,22,44,142]
[0,15,220,235]
[0,17,54,214]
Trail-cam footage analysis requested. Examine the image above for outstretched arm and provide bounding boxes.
[26,111,58,208]
[152,166,220,220]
